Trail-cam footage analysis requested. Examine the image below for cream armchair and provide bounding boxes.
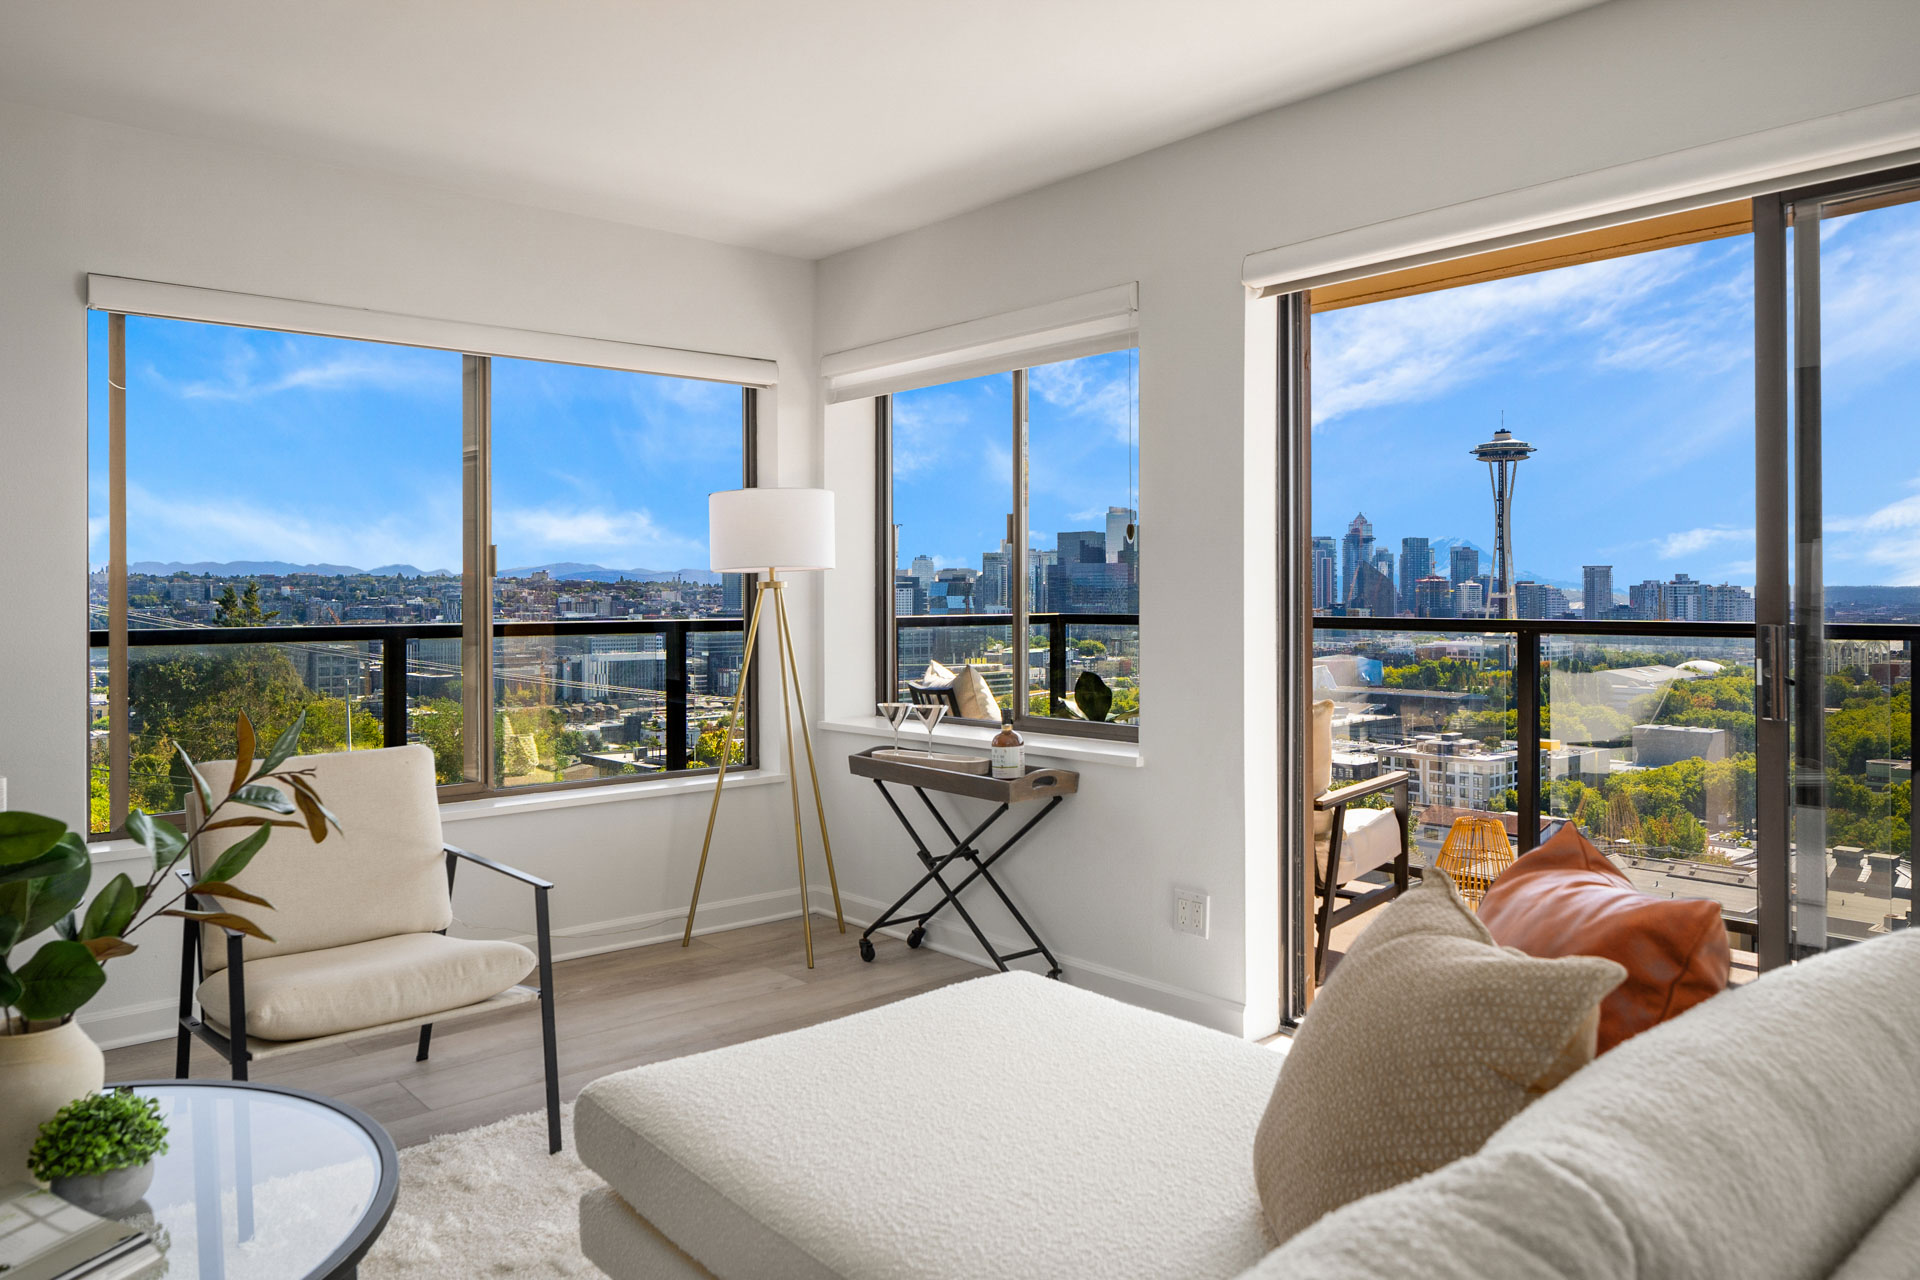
[1310,699,1412,983]
[175,744,562,1152]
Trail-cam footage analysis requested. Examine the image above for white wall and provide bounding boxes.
[0,99,823,1046]
[811,0,1920,1036]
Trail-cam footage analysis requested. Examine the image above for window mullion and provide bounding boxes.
[1011,368,1030,730]
[462,354,494,789]
[107,313,128,833]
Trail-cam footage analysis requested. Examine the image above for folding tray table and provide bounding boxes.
[848,745,1078,977]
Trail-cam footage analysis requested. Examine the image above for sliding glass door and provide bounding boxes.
[1775,173,1920,957]
[1280,164,1919,1020]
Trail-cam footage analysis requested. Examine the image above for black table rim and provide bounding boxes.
[112,1078,400,1280]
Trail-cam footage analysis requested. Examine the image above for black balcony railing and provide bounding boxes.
[90,616,749,777]
[893,611,1139,721]
[1312,613,1917,937]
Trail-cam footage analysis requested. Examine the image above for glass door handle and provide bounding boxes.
[1755,622,1789,722]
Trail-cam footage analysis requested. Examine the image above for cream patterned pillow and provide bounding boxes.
[954,664,1002,722]
[1254,870,1623,1243]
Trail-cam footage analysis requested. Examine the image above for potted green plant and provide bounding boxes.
[0,711,336,1173]
[28,1088,171,1215]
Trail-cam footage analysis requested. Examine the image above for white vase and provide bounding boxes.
[0,1019,106,1177]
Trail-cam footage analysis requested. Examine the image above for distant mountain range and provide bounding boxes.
[129,560,456,578]
[125,558,720,585]
[497,563,721,585]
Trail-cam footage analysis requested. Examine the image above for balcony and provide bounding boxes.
[891,611,1139,727]
[88,615,750,830]
[1313,615,1914,965]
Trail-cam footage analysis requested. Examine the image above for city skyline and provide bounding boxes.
[1310,200,1920,590]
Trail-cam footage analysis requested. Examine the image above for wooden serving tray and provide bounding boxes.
[871,747,991,774]
[849,745,1079,803]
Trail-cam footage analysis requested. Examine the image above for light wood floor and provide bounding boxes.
[102,915,983,1148]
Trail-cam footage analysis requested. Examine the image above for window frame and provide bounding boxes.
[89,308,760,837]
[877,354,1140,744]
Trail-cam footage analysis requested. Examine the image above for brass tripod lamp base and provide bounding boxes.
[682,488,843,967]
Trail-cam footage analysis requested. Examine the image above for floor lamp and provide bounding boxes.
[683,487,845,967]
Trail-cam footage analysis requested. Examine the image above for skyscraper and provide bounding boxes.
[1347,562,1396,617]
[1311,536,1336,610]
[910,555,936,589]
[1057,530,1106,566]
[1582,565,1613,620]
[1340,513,1374,604]
[1414,575,1455,618]
[1370,547,1395,603]
[1449,543,1479,584]
[1470,426,1537,619]
[1399,537,1432,612]
[1105,506,1136,562]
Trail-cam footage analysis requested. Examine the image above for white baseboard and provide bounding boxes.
[821,888,1249,1035]
[78,888,807,1051]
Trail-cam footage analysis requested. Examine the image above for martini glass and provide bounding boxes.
[916,702,947,754]
[878,702,915,754]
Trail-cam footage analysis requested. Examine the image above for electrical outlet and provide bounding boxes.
[1174,888,1209,938]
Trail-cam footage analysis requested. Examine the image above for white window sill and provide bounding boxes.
[438,769,786,823]
[86,770,789,861]
[817,716,1143,768]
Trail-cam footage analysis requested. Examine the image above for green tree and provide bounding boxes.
[694,714,748,766]
[213,580,280,627]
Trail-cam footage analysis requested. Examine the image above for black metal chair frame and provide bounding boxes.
[1312,770,1415,984]
[174,842,563,1153]
[906,683,962,714]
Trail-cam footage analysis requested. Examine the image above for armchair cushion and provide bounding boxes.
[196,931,536,1041]
[1320,807,1402,885]
[189,744,452,969]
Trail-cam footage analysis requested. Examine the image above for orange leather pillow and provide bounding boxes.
[1479,823,1730,1053]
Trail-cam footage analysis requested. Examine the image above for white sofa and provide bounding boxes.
[576,930,1920,1280]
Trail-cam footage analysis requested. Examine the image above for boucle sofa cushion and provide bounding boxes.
[1244,930,1920,1280]
[1255,871,1622,1243]
[575,972,1285,1280]
[1829,1173,1920,1280]
[197,932,534,1040]
[1479,823,1729,1052]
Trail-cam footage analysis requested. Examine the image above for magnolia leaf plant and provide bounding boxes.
[0,711,338,1031]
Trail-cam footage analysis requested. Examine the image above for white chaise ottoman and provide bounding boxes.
[575,972,1285,1280]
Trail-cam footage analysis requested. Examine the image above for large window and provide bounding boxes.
[88,309,755,835]
[880,348,1140,739]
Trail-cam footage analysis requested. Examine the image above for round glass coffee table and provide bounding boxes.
[113,1081,398,1279]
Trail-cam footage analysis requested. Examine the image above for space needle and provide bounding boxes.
[1470,425,1536,620]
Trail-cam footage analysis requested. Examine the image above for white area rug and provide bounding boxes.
[363,1105,605,1279]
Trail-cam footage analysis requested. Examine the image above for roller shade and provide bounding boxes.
[822,283,1137,403]
[86,274,779,387]
[1242,99,1920,299]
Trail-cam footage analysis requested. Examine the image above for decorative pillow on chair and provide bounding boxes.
[1478,822,1730,1053]
[1253,871,1623,1243]
[953,664,1002,722]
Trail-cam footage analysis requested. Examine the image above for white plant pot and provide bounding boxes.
[0,1018,106,1177]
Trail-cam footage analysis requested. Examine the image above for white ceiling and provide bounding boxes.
[0,1,1605,259]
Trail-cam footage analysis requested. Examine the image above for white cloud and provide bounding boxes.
[495,505,706,567]
[1027,357,1134,442]
[1827,475,1920,584]
[123,482,460,570]
[1311,243,1744,426]
[173,346,446,401]
[1822,209,1920,377]
[1655,526,1753,558]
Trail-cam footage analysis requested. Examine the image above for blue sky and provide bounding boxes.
[88,315,743,574]
[1311,199,1920,590]
[890,348,1138,571]
[87,203,1919,589]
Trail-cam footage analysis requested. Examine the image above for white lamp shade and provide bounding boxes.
[709,488,836,573]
